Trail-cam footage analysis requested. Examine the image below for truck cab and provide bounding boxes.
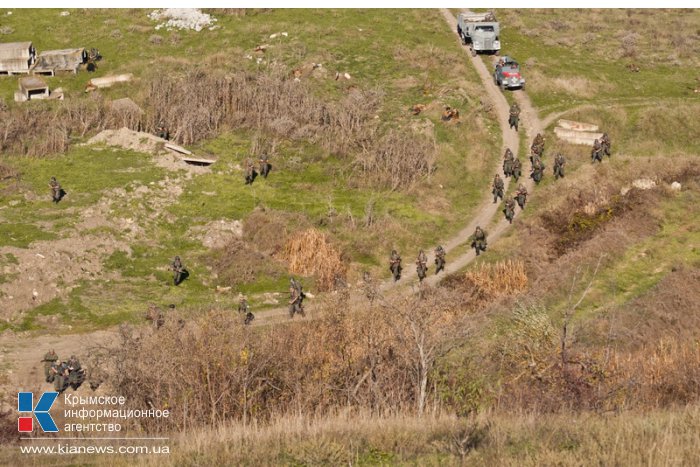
[457,12,501,55]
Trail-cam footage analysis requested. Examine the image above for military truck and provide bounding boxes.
[457,12,501,56]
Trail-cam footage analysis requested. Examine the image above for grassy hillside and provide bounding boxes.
[0,9,501,331]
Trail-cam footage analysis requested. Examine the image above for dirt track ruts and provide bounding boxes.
[0,9,548,391]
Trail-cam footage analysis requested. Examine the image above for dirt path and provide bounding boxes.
[0,11,548,391]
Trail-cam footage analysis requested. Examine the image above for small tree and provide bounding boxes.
[381,287,470,415]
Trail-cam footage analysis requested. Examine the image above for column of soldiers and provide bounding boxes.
[42,350,85,393]
[393,245,447,283]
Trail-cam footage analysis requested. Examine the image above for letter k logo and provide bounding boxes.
[18,392,58,433]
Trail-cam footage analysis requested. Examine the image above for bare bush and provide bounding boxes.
[464,260,528,301]
[282,228,347,291]
[354,128,437,191]
[102,285,472,432]
[210,238,286,286]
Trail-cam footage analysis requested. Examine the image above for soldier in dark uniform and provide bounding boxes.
[512,157,522,181]
[503,148,514,177]
[259,154,271,179]
[49,177,64,203]
[389,250,402,282]
[591,139,603,163]
[238,295,254,325]
[171,256,186,286]
[515,184,528,210]
[503,198,516,224]
[244,159,256,185]
[288,278,305,318]
[416,250,428,282]
[492,173,505,203]
[156,121,169,140]
[509,103,520,131]
[531,133,545,158]
[600,133,611,157]
[434,245,446,274]
[470,226,487,256]
[531,157,545,184]
[553,153,566,179]
[53,361,70,393]
[43,350,59,383]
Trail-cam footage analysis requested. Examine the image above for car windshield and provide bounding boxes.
[475,25,495,32]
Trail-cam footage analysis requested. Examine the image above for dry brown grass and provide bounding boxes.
[282,228,347,291]
[464,260,528,301]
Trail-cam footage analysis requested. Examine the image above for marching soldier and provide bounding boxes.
[531,157,545,184]
[509,103,520,131]
[591,139,603,163]
[515,183,528,210]
[470,226,488,256]
[503,148,514,177]
[492,173,505,203]
[171,256,186,286]
[49,177,64,203]
[244,159,256,185]
[156,121,169,140]
[434,245,446,274]
[416,250,428,282]
[600,133,611,157]
[259,154,271,178]
[512,157,522,181]
[389,250,402,282]
[503,197,516,224]
[288,278,305,318]
[553,153,566,179]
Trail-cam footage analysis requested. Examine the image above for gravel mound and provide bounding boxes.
[148,9,217,32]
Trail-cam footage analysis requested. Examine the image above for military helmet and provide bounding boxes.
[175,255,180,260]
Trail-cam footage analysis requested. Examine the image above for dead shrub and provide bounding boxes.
[242,208,309,256]
[143,68,381,156]
[210,238,285,286]
[101,286,470,432]
[282,228,347,291]
[354,128,436,191]
[462,260,528,302]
